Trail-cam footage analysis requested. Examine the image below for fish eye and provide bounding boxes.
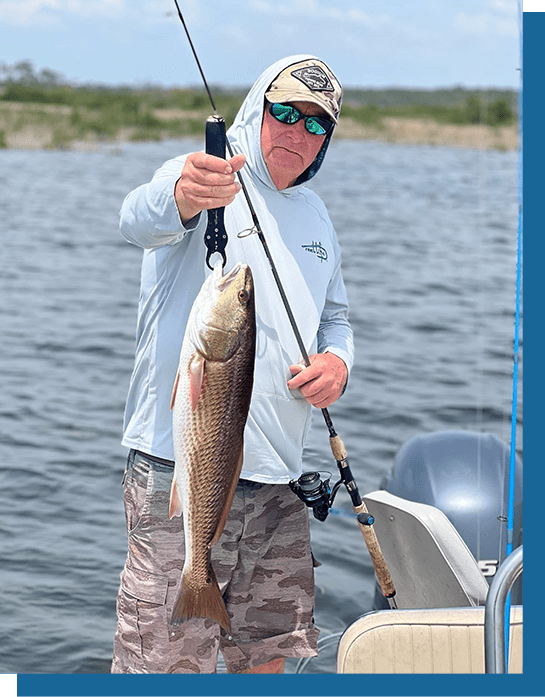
[238,289,248,303]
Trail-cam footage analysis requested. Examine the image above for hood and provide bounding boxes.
[227,55,339,192]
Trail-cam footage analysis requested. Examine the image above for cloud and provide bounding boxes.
[0,0,125,26]
[0,0,59,26]
[249,0,391,27]
[488,0,518,12]
[453,0,518,38]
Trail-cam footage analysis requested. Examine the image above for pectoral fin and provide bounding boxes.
[168,475,183,519]
[189,354,206,410]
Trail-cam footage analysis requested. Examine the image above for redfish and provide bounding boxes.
[169,262,255,630]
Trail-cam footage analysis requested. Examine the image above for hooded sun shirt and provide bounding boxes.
[119,55,354,484]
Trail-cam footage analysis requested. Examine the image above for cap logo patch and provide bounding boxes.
[291,66,334,92]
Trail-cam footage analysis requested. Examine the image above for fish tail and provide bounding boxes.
[170,566,230,631]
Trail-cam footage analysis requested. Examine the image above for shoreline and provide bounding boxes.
[335,116,517,151]
[0,101,517,152]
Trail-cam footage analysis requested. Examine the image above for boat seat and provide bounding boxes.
[362,489,490,609]
[336,605,522,673]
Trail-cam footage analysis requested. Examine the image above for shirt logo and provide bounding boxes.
[302,241,328,262]
[291,66,334,92]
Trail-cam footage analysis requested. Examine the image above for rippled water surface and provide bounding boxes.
[0,138,521,674]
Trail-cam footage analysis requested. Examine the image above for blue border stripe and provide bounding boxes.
[18,9,541,697]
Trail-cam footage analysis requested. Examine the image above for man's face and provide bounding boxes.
[260,101,329,190]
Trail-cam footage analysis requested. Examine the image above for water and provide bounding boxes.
[0,137,521,675]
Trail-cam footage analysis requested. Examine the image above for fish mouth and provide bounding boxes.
[214,261,248,291]
[214,262,254,309]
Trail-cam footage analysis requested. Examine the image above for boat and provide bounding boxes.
[295,429,523,674]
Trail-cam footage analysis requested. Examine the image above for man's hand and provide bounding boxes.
[287,353,348,409]
[174,152,246,223]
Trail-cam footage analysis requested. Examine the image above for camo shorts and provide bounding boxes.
[111,450,319,674]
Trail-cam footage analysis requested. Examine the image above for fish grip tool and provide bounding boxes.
[172,0,396,606]
[204,115,228,269]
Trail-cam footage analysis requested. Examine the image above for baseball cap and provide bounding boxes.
[265,58,342,123]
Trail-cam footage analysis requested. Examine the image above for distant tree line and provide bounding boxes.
[0,60,244,138]
[1,60,518,135]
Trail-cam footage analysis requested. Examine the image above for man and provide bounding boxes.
[112,55,354,674]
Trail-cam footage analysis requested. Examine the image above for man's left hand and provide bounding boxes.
[287,353,348,409]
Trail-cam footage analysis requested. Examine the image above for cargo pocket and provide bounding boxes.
[122,464,151,536]
[119,564,170,665]
[123,455,176,540]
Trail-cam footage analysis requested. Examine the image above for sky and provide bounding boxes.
[0,0,521,91]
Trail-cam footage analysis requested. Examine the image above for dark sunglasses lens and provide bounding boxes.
[305,117,330,135]
[271,103,299,124]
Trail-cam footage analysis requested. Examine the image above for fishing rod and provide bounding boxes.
[172,0,396,605]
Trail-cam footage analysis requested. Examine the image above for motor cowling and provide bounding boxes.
[375,430,522,608]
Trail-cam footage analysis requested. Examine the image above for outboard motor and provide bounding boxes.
[375,430,522,608]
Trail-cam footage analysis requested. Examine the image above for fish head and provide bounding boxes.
[192,262,255,362]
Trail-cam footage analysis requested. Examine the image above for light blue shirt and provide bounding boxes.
[120,55,354,483]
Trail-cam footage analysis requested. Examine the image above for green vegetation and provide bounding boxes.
[1,78,245,134]
[0,60,246,146]
[342,90,516,128]
[0,60,518,149]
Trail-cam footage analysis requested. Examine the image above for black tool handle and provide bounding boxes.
[204,115,228,268]
[205,114,226,158]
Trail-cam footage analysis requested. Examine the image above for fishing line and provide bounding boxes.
[172,0,218,114]
[508,0,523,565]
[171,0,396,603]
[503,0,523,672]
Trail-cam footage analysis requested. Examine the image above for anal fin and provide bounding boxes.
[170,371,180,411]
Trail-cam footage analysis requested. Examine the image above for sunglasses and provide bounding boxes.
[267,102,335,136]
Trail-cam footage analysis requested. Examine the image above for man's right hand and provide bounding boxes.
[174,152,246,224]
